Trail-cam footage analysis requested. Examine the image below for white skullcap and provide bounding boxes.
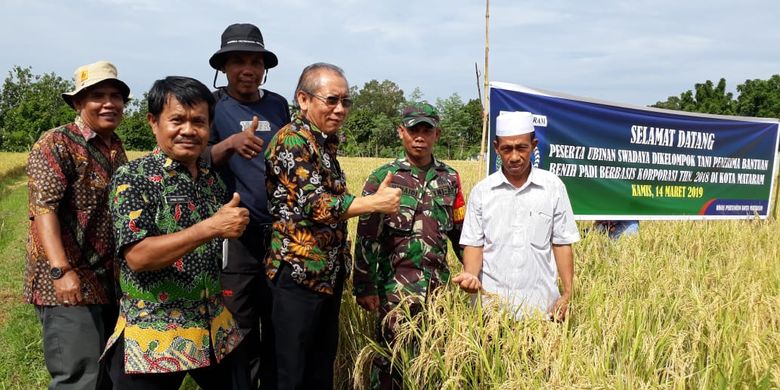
[496,111,535,136]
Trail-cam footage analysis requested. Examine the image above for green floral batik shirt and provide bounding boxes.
[264,115,355,295]
[104,148,242,374]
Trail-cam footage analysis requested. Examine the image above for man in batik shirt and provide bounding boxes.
[353,102,466,389]
[25,60,130,390]
[104,76,249,389]
[264,62,401,389]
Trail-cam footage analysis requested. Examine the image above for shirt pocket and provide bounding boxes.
[73,161,102,210]
[529,211,553,249]
[385,198,418,233]
[433,195,454,233]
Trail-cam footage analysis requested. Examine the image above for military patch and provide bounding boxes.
[453,205,466,223]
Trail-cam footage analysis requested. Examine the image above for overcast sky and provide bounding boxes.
[1,0,778,107]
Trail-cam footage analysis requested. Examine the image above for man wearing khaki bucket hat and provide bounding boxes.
[24,60,130,389]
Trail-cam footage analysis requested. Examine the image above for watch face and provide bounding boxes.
[50,267,63,280]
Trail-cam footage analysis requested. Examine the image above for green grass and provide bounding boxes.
[0,154,200,390]
[0,175,49,389]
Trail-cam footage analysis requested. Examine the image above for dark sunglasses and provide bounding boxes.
[305,91,353,108]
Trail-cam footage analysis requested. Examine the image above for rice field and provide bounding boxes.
[0,152,778,389]
[0,152,28,182]
[336,158,780,389]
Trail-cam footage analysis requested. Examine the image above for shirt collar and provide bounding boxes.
[74,115,98,141]
[74,115,122,146]
[291,114,341,155]
[220,87,266,104]
[394,155,446,172]
[151,147,211,175]
[489,166,541,191]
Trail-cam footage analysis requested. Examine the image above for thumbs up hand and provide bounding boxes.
[377,171,394,191]
[209,192,250,238]
[226,192,242,207]
[372,172,401,214]
[230,116,264,159]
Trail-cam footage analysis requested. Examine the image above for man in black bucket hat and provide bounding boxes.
[206,23,291,389]
[209,23,279,93]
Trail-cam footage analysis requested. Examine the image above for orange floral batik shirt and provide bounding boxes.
[264,115,355,295]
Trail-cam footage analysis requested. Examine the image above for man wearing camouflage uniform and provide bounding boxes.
[353,101,466,389]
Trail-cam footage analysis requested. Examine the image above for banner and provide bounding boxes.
[488,82,780,220]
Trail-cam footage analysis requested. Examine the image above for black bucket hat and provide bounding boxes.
[209,23,279,70]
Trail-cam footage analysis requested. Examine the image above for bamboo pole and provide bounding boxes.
[478,0,490,179]
[772,157,780,220]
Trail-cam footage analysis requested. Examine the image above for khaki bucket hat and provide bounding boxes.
[61,60,131,109]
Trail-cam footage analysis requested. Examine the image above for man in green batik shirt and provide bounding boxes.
[353,101,466,390]
[104,76,250,389]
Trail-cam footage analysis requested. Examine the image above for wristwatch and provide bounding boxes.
[49,265,72,280]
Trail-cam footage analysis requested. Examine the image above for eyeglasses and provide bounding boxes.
[305,91,353,109]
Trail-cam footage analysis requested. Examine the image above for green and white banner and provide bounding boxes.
[489,82,780,219]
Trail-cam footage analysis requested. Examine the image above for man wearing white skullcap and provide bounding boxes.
[453,111,580,321]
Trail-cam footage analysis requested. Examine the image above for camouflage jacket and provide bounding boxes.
[353,157,465,303]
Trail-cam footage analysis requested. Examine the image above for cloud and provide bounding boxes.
[83,0,163,12]
[1,0,778,108]
[344,21,420,43]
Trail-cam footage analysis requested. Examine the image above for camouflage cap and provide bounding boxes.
[402,101,440,128]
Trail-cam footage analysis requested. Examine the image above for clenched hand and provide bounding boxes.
[209,193,250,239]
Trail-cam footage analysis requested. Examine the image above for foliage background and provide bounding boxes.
[5,65,776,157]
[0,66,487,159]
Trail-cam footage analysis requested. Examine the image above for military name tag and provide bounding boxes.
[432,186,455,197]
[391,183,417,197]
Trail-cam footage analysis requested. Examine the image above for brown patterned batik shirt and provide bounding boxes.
[24,116,128,306]
[264,115,355,294]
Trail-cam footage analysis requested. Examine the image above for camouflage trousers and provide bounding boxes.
[370,299,422,390]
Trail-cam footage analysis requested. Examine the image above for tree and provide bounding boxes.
[340,109,376,157]
[434,94,483,160]
[652,78,734,114]
[341,79,405,157]
[461,98,484,158]
[734,74,780,118]
[352,79,405,118]
[407,87,424,102]
[0,66,74,151]
[115,92,155,151]
[653,75,780,120]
